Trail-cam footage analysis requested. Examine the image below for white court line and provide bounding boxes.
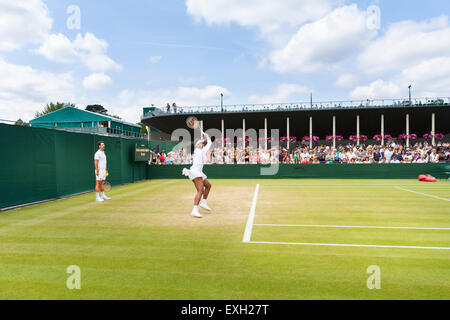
[248,241,450,250]
[264,185,450,188]
[253,224,450,230]
[242,184,260,243]
[396,187,450,202]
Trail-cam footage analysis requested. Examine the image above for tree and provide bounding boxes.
[85,104,108,114]
[139,123,148,134]
[35,102,76,118]
[15,119,30,127]
[85,104,122,119]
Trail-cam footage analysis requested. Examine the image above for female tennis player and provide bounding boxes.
[182,133,212,218]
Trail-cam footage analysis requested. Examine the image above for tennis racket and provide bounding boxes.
[186,116,205,136]
[104,172,112,192]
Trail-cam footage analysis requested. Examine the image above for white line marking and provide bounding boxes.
[264,185,450,188]
[248,241,450,250]
[254,224,450,230]
[243,184,260,243]
[396,187,450,202]
[253,224,450,230]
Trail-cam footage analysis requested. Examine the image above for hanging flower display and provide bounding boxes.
[326,135,344,141]
[398,134,408,140]
[373,134,382,141]
[349,135,358,141]
[409,134,418,140]
[302,136,310,142]
[436,133,445,139]
[360,135,368,141]
[289,136,297,142]
[267,137,273,142]
[245,137,252,142]
[312,136,320,142]
[423,133,433,139]
[384,134,392,140]
[280,136,287,142]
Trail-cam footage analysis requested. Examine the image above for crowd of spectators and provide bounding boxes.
[150,141,449,165]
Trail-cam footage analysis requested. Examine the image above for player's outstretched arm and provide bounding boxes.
[204,134,212,153]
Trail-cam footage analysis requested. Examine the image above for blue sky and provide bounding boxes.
[0,0,449,123]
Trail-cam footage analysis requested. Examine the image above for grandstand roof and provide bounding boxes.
[30,107,140,128]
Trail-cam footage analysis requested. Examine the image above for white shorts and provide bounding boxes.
[95,169,107,181]
[182,168,207,181]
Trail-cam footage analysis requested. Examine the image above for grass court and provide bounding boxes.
[0,179,449,299]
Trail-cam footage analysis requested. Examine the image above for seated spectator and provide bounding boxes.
[159,152,166,164]
[325,150,334,164]
[166,152,174,164]
[317,148,326,163]
[429,148,439,163]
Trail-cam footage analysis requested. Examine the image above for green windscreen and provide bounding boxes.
[0,124,154,209]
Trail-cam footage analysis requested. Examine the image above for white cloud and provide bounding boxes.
[0,59,75,121]
[349,80,403,100]
[118,85,230,107]
[248,84,310,103]
[350,57,450,99]
[37,32,122,72]
[36,33,79,63]
[149,55,162,64]
[358,16,450,75]
[335,74,359,88]
[0,0,52,51]
[112,85,231,123]
[269,5,378,73]
[186,0,334,36]
[82,73,113,90]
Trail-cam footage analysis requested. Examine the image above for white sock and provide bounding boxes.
[193,205,199,210]
[202,199,207,204]
[102,192,106,197]
[96,192,100,199]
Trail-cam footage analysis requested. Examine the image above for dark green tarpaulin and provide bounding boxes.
[0,124,149,209]
[147,163,449,180]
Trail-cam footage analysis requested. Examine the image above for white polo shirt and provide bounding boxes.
[94,150,107,170]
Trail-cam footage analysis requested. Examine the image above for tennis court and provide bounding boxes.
[0,179,449,299]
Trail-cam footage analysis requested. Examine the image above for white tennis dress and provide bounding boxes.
[182,138,212,180]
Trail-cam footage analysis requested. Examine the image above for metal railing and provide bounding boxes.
[142,97,450,119]
[1,120,148,140]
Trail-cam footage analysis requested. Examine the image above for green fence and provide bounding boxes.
[0,124,151,209]
[147,163,450,180]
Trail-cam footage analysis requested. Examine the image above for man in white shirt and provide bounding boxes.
[384,147,394,163]
[94,141,111,202]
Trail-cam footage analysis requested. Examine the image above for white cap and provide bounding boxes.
[195,139,206,147]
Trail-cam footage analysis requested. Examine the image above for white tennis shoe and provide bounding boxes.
[200,200,211,211]
[102,194,111,200]
[96,197,104,202]
[191,207,202,218]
